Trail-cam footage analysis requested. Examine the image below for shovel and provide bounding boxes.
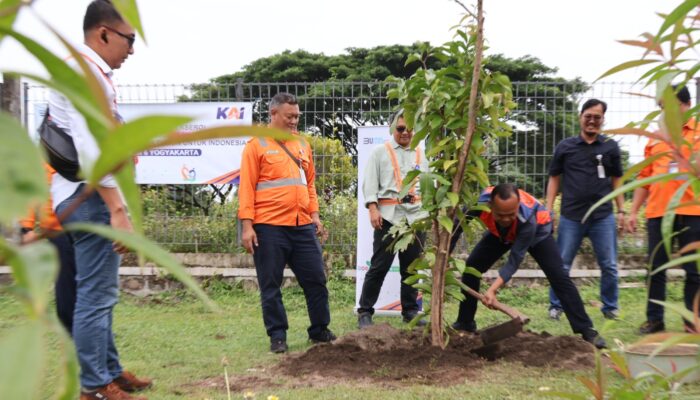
[462,286,530,346]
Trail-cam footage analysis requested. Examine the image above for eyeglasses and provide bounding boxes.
[102,25,135,48]
[582,114,603,121]
[396,126,411,133]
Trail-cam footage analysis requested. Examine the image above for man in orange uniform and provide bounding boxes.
[627,85,700,334]
[20,165,76,334]
[238,92,335,353]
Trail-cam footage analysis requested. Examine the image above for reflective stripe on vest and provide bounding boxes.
[384,142,421,195]
[256,177,305,190]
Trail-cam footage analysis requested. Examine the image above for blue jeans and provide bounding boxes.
[56,186,123,389]
[549,214,619,314]
[252,224,330,341]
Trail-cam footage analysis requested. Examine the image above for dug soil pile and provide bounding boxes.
[222,323,596,391]
[277,323,594,383]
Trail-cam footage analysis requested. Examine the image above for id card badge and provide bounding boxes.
[669,162,679,174]
[299,166,307,185]
[596,154,606,178]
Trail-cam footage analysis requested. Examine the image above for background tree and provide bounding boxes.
[186,48,589,194]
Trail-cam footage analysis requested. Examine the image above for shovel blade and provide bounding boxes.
[478,318,524,345]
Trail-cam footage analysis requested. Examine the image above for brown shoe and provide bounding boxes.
[113,371,153,392]
[80,382,147,400]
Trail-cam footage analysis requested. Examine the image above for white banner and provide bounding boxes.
[118,102,252,184]
[355,126,423,316]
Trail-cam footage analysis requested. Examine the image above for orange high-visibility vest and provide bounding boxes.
[238,135,320,226]
[384,141,422,196]
[20,164,62,232]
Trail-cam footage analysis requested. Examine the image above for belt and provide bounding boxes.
[378,196,421,205]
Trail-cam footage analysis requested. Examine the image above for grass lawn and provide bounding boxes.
[2,277,700,399]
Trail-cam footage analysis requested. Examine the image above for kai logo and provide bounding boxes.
[216,106,246,120]
[181,165,196,182]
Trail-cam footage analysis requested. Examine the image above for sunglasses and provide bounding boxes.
[582,114,603,121]
[396,126,411,133]
[102,25,136,48]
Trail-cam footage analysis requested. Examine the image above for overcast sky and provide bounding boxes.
[1,0,669,84]
[0,1,679,159]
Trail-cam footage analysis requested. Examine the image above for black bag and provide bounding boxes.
[38,109,81,182]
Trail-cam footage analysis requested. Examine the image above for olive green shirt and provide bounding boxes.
[362,138,429,226]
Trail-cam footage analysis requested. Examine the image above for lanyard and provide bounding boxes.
[384,142,421,194]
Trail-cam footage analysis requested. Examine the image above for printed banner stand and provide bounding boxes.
[355,126,422,316]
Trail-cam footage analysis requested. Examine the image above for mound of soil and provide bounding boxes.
[276,324,594,382]
[218,324,596,392]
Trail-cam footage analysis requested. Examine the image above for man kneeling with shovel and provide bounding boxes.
[452,183,607,349]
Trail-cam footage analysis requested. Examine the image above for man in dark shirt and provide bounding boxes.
[451,184,606,348]
[546,99,625,321]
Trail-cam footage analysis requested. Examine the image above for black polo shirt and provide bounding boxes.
[549,134,623,222]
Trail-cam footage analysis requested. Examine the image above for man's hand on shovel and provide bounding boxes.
[481,277,505,309]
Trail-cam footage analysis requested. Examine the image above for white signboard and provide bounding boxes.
[118,102,252,184]
[355,126,423,316]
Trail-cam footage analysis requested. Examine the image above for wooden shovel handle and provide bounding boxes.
[463,286,530,323]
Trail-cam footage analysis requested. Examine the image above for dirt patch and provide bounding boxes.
[192,323,597,393]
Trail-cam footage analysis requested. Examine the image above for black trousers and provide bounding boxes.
[252,223,330,341]
[358,219,425,317]
[646,216,700,322]
[456,233,594,335]
[48,233,77,335]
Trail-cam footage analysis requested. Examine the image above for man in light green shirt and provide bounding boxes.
[357,111,429,329]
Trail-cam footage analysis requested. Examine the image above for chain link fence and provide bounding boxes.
[24,80,699,255]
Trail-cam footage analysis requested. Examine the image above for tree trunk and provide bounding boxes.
[0,75,22,122]
[429,0,485,348]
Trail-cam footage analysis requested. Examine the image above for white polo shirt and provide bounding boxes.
[49,44,119,210]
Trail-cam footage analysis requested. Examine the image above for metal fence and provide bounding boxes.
[24,81,699,254]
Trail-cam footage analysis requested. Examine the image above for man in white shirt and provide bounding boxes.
[49,1,151,399]
[357,111,429,328]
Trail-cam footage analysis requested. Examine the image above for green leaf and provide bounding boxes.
[111,0,146,42]
[1,239,58,318]
[443,159,458,172]
[0,0,22,40]
[0,28,113,131]
[64,223,219,312]
[92,124,290,184]
[446,192,459,207]
[619,151,670,182]
[113,163,143,235]
[582,172,684,222]
[661,180,692,257]
[88,115,192,184]
[398,169,422,199]
[437,216,454,233]
[649,252,700,282]
[661,85,684,147]
[451,258,466,274]
[655,0,700,39]
[0,322,46,400]
[0,112,48,224]
[393,231,415,253]
[596,59,661,81]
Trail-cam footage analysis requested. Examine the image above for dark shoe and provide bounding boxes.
[270,338,288,353]
[582,330,607,349]
[80,382,146,400]
[602,310,620,320]
[309,329,337,344]
[113,371,152,393]
[358,312,373,329]
[402,312,427,326]
[451,320,477,333]
[548,308,563,321]
[639,320,665,335]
